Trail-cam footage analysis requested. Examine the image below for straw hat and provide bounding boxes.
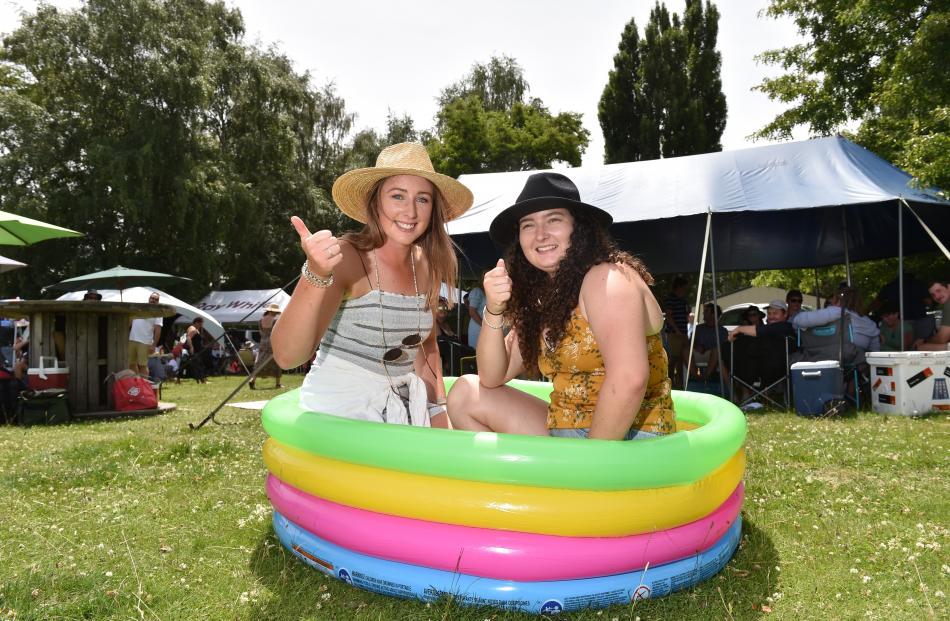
[262,303,282,314]
[331,142,473,223]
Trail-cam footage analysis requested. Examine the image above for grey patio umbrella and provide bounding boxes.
[43,265,192,300]
[0,255,27,274]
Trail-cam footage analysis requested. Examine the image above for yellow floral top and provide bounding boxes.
[538,308,675,434]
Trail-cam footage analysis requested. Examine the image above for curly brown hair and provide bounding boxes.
[503,208,653,374]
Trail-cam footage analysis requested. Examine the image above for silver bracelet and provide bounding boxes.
[427,402,447,417]
[301,261,333,288]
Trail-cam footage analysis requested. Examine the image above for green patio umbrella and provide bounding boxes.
[43,265,192,300]
[0,210,82,245]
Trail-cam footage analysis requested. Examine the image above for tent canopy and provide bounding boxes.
[447,136,950,274]
[56,286,225,340]
[191,289,290,325]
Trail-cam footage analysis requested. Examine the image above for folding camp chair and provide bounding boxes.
[730,335,793,410]
[790,314,865,409]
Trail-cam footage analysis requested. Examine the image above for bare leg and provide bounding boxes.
[447,375,549,436]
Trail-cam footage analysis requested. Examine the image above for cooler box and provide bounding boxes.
[866,351,950,415]
[791,360,843,417]
[27,357,70,391]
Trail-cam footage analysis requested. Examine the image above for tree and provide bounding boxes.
[754,1,949,193]
[599,0,726,163]
[436,55,528,116]
[0,0,354,298]
[344,112,419,171]
[426,56,589,177]
[597,19,647,163]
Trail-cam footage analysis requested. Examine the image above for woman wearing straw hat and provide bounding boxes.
[250,303,283,390]
[271,143,472,427]
[447,172,674,440]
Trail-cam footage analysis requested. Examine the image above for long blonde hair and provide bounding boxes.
[342,178,458,309]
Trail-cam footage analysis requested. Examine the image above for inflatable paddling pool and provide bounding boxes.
[262,379,746,614]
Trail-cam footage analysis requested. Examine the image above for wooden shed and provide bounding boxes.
[0,300,177,414]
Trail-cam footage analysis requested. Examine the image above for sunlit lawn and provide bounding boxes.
[0,375,946,620]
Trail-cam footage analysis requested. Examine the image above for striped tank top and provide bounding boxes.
[316,290,433,376]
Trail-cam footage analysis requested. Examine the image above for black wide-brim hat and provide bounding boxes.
[488,172,613,248]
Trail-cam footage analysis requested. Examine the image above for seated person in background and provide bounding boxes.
[873,273,933,343]
[146,346,167,381]
[785,289,804,321]
[82,289,103,300]
[729,300,794,400]
[878,302,913,351]
[792,285,880,353]
[740,305,765,326]
[913,278,950,351]
[166,349,181,383]
[0,318,18,422]
[730,300,795,342]
[690,303,728,381]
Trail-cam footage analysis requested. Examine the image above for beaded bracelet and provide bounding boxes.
[483,313,505,330]
[301,261,333,288]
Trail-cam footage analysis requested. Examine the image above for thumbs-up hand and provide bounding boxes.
[291,216,342,277]
[483,258,511,315]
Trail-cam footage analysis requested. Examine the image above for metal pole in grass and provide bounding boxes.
[189,272,301,430]
[188,354,274,430]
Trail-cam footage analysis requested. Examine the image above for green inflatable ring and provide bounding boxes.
[261,378,746,491]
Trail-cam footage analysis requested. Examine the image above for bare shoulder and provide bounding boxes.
[581,261,646,293]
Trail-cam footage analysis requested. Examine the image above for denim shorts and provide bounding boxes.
[549,427,660,441]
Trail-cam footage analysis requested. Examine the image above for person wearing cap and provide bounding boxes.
[728,300,795,342]
[271,142,473,428]
[446,172,674,440]
[250,302,283,390]
[728,299,796,402]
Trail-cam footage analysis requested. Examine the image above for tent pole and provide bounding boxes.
[685,210,713,392]
[708,213,724,399]
[898,199,905,350]
[814,268,820,308]
[842,209,852,285]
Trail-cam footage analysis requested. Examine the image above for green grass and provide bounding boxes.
[0,376,947,620]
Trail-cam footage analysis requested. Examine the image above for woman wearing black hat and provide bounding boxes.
[447,172,675,440]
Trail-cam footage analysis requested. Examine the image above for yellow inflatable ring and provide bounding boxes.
[263,438,745,537]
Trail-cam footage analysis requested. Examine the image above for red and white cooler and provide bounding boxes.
[27,356,70,391]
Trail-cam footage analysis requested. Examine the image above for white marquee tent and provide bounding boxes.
[190,289,291,325]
